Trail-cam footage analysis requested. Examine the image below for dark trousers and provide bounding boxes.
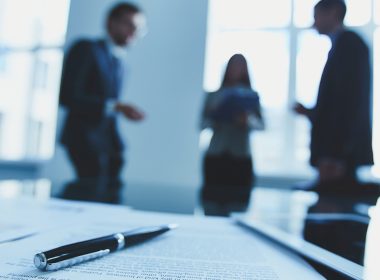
[60,146,124,204]
[201,154,254,216]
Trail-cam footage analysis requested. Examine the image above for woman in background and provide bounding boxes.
[200,53,264,216]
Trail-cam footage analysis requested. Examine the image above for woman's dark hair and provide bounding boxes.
[221,54,252,88]
[315,0,347,22]
[107,2,141,20]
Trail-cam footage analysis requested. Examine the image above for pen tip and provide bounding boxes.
[168,224,179,230]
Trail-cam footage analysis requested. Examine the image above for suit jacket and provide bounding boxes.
[59,39,124,154]
[310,30,373,167]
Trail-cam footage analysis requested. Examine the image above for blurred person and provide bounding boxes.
[294,0,373,190]
[200,54,264,216]
[59,2,146,203]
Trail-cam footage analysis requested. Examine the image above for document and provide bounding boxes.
[0,197,81,243]
[0,197,130,243]
[0,198,324,279]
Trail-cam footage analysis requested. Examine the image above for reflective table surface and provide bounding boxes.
[244,185,380,280]
[1,178,379,279]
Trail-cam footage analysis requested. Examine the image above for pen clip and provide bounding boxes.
[34,249,111,271]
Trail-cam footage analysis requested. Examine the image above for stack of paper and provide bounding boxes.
[0,198,324,279]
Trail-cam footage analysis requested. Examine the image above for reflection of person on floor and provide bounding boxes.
[200,54,264,216]
[59,2,146,204]
[294,0,373,189]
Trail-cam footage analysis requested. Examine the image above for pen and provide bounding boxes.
[34,224,178,271]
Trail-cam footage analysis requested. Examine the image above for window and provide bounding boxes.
[204,31,290,109]
[204,0,380,178]
[344,0,371,26]
[293,0,319,28]
[0,0,70,160]
[293,0,372,27]
[375,0,380,24]
[210,0,291,29]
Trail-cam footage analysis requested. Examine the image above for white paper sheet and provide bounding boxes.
[0,198,324,279]
[0,197,131,243]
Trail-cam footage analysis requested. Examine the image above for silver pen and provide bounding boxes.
[34,224,178,271]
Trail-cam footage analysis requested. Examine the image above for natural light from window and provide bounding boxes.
[203,0,380,179]
[375,0,380,24]
[0,0,70,160]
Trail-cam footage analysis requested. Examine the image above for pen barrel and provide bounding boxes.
[124,226,171,247]
[35,234,123,271]
[33,224,177,271]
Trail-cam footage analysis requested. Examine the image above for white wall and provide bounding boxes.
[43,0,209,210]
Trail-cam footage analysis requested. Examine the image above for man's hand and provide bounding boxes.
[115,102,145,121]
[293,102,311,117]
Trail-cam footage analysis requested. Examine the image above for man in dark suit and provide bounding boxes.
[59,2,145,203]
[294,0,373,188]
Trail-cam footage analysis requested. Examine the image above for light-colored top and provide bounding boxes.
[201,86,264,157]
